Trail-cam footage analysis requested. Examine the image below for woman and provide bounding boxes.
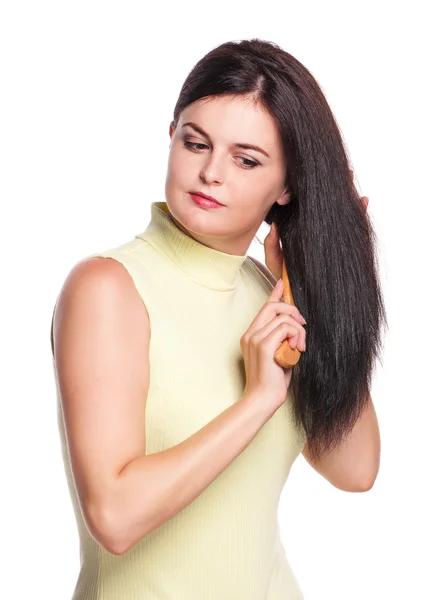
[51,38,386,599]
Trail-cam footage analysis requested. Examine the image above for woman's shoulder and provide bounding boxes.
[51,255,150,359]
[62,255,138,300]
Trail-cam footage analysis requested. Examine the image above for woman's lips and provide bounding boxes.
[189,193,224,208]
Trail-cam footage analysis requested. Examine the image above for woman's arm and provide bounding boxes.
[53,257,275,556]
[302,395,380,491]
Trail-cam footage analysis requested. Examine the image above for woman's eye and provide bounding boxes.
[183,140,258,169]
[184,140,208,151]
[238,157,258,169]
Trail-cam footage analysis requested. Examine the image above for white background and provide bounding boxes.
[1,1,435,598]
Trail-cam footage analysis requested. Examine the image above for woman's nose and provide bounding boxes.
[200,154,225,185]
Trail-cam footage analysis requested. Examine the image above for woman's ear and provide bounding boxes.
[277,188,291,206]
[169,121,175,140]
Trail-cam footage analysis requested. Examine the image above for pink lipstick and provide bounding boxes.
[189,192,224,209]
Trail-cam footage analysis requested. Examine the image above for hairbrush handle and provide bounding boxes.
[274,260,302,368]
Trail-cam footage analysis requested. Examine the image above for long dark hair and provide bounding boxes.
[172,38,387,460]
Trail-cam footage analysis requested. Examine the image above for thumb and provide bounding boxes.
[264,223,283,280]
[268,278,284,300]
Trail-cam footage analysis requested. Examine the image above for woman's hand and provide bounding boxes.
[264,169,369,280]
[240,279,307,413]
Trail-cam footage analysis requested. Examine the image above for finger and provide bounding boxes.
[289,327,306,351]
[253,315,306,352]
[264,226,283,280]
[268,301,307,324]
[286,321,306,351]
[243,279,285,342]
[271,222,279,238]
[265,258,283,283]
[268,278,284,301]
[265,223,281,247]
[263,322,305,355]
[266,221,277,237]
[243,282,305,347]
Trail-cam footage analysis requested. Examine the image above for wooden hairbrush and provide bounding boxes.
[273,260,302,368]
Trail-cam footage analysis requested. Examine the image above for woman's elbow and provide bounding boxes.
[336,468,379,493]
[85,501,132,555]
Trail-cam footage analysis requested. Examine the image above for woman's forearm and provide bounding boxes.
[90,390,274,555]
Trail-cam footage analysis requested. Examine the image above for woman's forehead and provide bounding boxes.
[179,96,282,155]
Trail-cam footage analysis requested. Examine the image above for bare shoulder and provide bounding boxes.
[51,256,150,356]
[54,256,149,321]
[248,255,277,287]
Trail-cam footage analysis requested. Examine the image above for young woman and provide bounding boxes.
[51,38,386,599]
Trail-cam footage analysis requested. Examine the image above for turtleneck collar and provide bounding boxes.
[135,202,248,291]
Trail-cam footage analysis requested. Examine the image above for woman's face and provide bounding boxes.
[165,94,290,255]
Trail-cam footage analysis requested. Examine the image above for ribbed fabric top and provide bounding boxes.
[53,201,306,599]
[138,203,247,291]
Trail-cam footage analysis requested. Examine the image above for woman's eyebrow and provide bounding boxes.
[182,121,270,158]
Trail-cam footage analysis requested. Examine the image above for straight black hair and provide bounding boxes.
[172,38,387,460]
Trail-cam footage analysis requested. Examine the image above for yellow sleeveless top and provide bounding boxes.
[53,201,306,599]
